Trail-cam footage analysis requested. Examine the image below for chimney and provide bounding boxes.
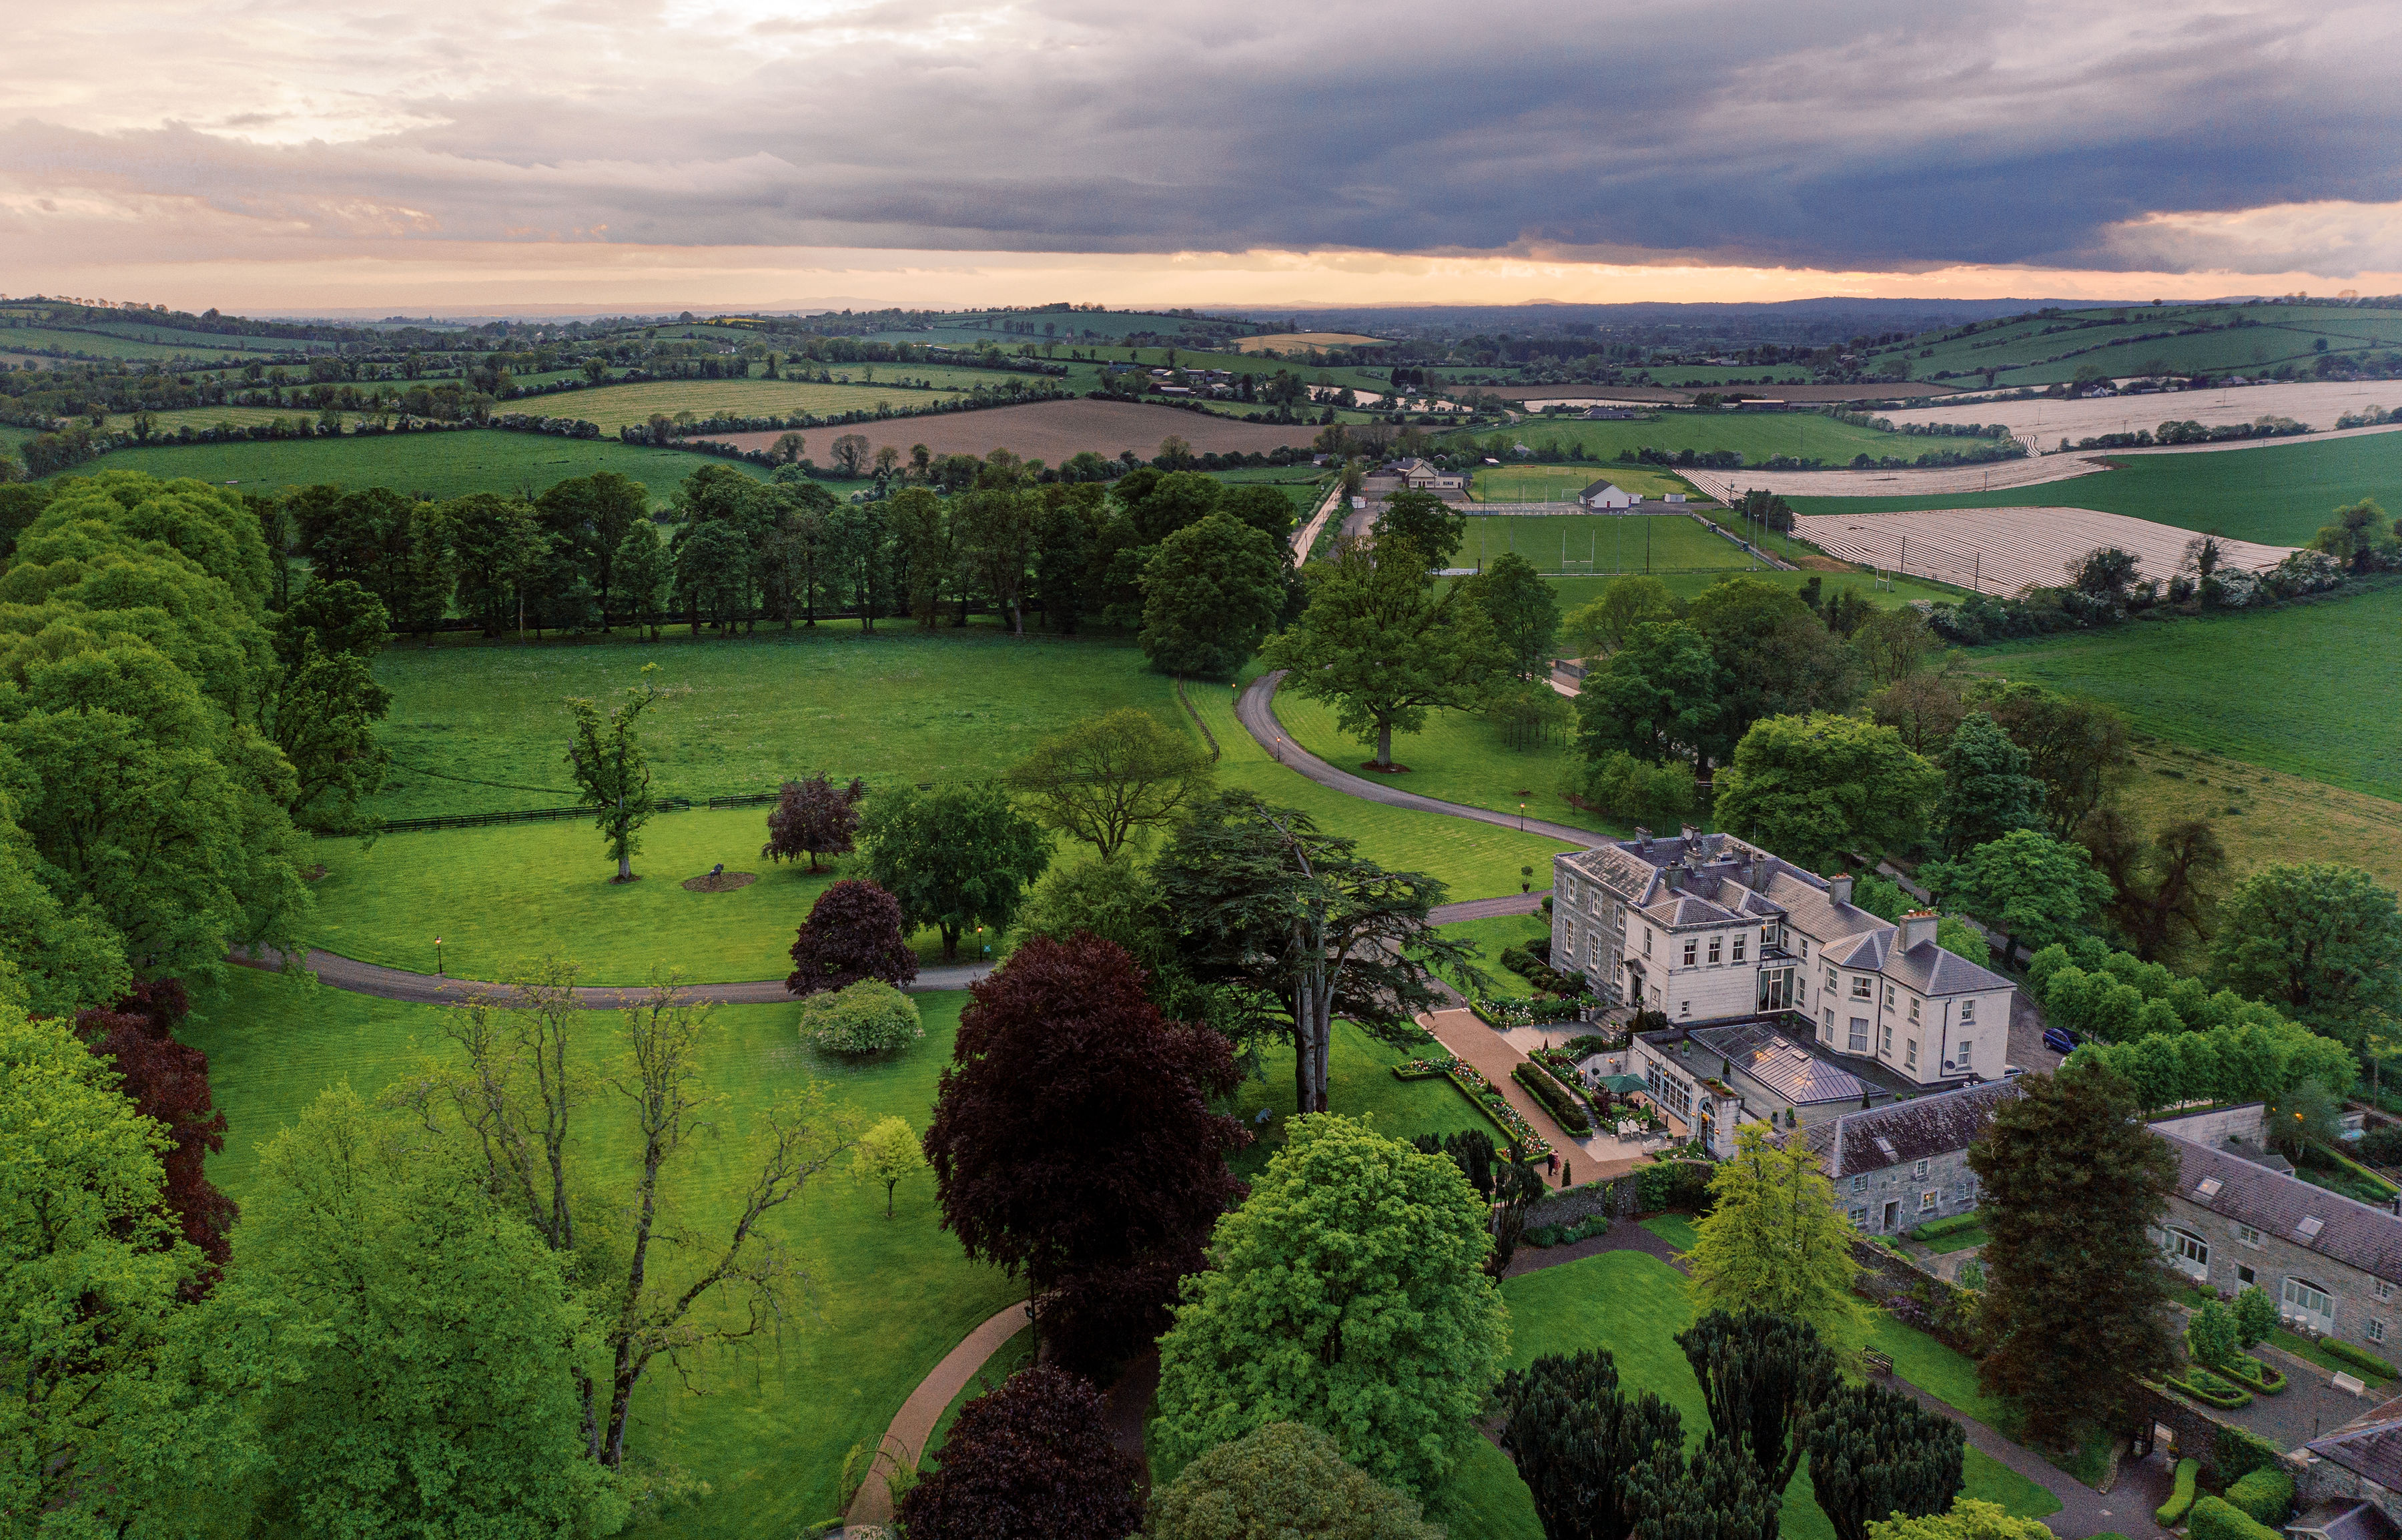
[1829,873,1854,906]
[1680,823,1701,848]
[1663,867,1683,891]
[1900,909,1939,950]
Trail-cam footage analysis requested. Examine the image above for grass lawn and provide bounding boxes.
[367,626,1182,820]
[1187,675,1582,903]
[1226,1020,1517,1183]
[1469,463,1694,503]
[50,430,761,505]
[1266,689,1608,838]
[536,378,967,432]
[1960,583,2402,803]
[187,970,1022,1540]
[1513,567,1966,613]
[1783,431,2402,548]
[1443,412,1974,468]
[1471,1254,2060,1539]
[1639,1213,1701,1252]
[1924,1228,1990,1254]
[2271,1327,2398,1384]
[1433,912,1554,1000]
[1460,513,1761,575]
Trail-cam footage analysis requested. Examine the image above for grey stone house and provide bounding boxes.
[1799,1079,2022,1234]
[2298,1396,2402,1539]
[2152,1105,2402,1363]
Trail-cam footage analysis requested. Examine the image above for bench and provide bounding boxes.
[1862,1349,1895,1377]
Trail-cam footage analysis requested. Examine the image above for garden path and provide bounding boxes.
[1423,1007,1639,1185]
[843,1301,1030,1531]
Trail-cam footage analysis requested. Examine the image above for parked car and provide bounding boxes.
[2042,1026,2081,1055]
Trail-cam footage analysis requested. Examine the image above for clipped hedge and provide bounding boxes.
[1513,1062,1593,1134]
[1907,1211,1987,1242]
[1527,1213,1613,1248]
[2215,1424,2289,1483]
[2188,1495,2281,1540]
[2166,1370,2251,1408]
[2223,1467,2293,1527]
[2320,1337,2399,1381]
[2221,1355,2287,1395]
[2154,1458,2199,1527]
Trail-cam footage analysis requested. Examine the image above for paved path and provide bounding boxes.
[1423,1007,1589,1184]
[1290,482,1345,562]
[1236,673,1604,849]
[233,946,993,1008]
[844,1302,1031,1530]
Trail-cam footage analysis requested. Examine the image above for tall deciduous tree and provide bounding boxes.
[1373,488,1467,569]
[2212,863,2402,1044]
[1686,575,1862,745]
[1574,620,1725,768]
[535,470,646,628]
[1262,537,1504,769]
[613,519,673,641]
[1677,1308,1842,1493]
[1462,550,1561,681]
[1936,712,2046,857]
[564,667,665,881]
[1964,681,2128,841]
[1141,512,1286,679]
[1562,574,1679,657]
[1156,791,1464,1113]
[1685,1123,1866,1346]
[1496,1348,1685,1540]
[763,773,865,871]
[444,490,550,638]
[925,933,1245,1369]
[1854,605,1936,687]
[1870,674,1970,756]
[1969,1057,2178,1443]
[859,782,1050,962]
[265,579,393,831]
[1005,707,1214,861]
[1712,712,1941,871]
[956,486,1037,635]
[75,981,236,1277]
[2079,809,2225,964]
[1808,1382,1966,1540]
[897,1366,1144,1540]
[1154,1114,1506,1498]
[787,878,918,995]
[1921,829,2112,955]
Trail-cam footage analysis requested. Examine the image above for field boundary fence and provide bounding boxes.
[1174,678,1222,761]
[338,788,791,836]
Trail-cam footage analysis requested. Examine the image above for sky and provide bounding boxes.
[5,0,2401,315]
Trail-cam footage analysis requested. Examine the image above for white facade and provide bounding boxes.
[1580,480,1639,509]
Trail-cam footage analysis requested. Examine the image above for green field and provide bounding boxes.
[1963,583,2402,803]
[1888,304,2402,389]
[1487,1253,2061,1540]
[1461,513,1761,574]
[1510,568,1967,611]
[1786,430,2402,548]
[1445,412,1983,467]
[544,378,983,431]
[45,430,759,504]
[0,324,264,362]
[1189,669,1580,901]
[1270,689,1607,838]
[101,406,380,437]
[1469,462,1695,502]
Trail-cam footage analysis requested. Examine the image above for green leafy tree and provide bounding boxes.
[611,519,673,640]
[887,485,953,627]
[2184,1297,2240,1369]
[444,490,550,637]
[1677,1308,1842,1493]
[1005,707,1214,861]
[265,579,393,831]
[1807,1381,1966,1540]
[1561,574,1679,656]
[564,667,665,881]
[799,978,923,1056]
[859,782,1052,961]
[232,1086,621,1537]
[2212,862,2402,1043]
[956,486,1038,635]
[1154,1114,1506,1498]
[1461,550,1561,681]
[1373,488,1467,568]
[2233,1285,2279,1351]
[535,470,647,628]
[1140,512,1286,679]
[1969,1056,2178,1443]
[1712,712,1941,871]
[1686,574,1862,746]
[1853,605,1936,687]
[0,808,131,1017]
[1573,750,1697,825]
[1867,1497,2057,1540]
[1218,483,1300,551]
[1262,538,1505,769]
[851,1114,927,1218]
[674,516,755,635]
[1495,1348,1685,1540]
[1574,621,1725,768]
[1144,1420,1443,1540]
[1936,712,2046,857]
[1963,680,2128,840]
[1920,829,2113,955]
[2080,807,2227,964]
[2265,1078,2345,1160]
[1686,1123,1866,1346]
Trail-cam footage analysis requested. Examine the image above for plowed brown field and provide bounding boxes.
[701,400,1323,465]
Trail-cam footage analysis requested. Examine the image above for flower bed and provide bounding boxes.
[1472,996,1592,1029]
[2166,1367,2253,1408]
[2221,1354,2287,1395]
[1513,1062,1593,1135]
[1393,1054,1460,1080]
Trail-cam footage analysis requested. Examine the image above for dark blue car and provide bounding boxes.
[2042,1026,2080,1056]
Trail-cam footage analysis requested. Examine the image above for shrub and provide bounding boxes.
[2214,1425,2289,1483]
[2166,1370,2250,1408]
[1907,1212,1985,1242]
[787,878,919,995]
[1513,1062,1592,1134]
[2220,1355,2286,1395]
[2188,1495,2282,1540]
[2223,1467,2293,1527]
[799,979,923,1056]
[1144,1420,1442,1540]
[1637,1160,1715,1215]
[2154,1457,2198,1526]
[2320,1338,2399,1380]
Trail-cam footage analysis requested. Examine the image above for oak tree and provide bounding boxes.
[1004,707,1214,861]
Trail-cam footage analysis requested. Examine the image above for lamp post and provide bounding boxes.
[434,935,444,976]
[977,923,988,964]
[1519,799,1527,831]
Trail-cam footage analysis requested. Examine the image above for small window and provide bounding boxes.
[1905,1039,1918,1070]
[1707,937,1721,965]
[1683,939,1697,967]
[1851,1175,1868,1194]
[1881,1023,1894,1054]
[2237,1264,2257,1286]
[2379,1280,2395,1302]
[2196,1177,2223,1199]
[1852,976,1871,999]
[1884,984,1896,1008]
[1913,1158,1930,1178]
[1820,1012,1834,1043]
[1826,967,1839,993]
[1849,1206,1869,1228]
[2235,1222,2263,1247]
[1733,935,1747,963]
[1644,928,1653,957]
[1908,997,1921,1024]
[1920,1190,1940,1213]
[1565,921,1578,951]
[1848,1018,1870,1053]
[1960,999,1976,1024]
[2376,1320,2389,1344]
[1679,998,1691,1019]
[1956,1038,1974,1069]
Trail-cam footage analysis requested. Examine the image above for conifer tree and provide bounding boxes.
[1807,1381,1966,1540]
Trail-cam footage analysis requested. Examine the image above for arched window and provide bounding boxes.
[2285,1276,2336,1323]
[2165,1228,2209,1275]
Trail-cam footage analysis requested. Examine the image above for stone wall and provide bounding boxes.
[1850,1236,1981,1355]
[1529,1173,1644,1227]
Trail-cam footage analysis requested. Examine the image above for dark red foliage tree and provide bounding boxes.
[762,773,865,871]
[925,932,1248,1372]
[896,1365,1143,1540]
[786,879,919,996]
[73,980,238,1281]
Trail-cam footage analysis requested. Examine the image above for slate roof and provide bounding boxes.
[1835,929,2015,996]
[1581,478,1634,499]
[1689,1022,1868,1106]
[2309,1393,2402,1491]
[1803,1078,2023,1179]
[2161,1133,2402,1286]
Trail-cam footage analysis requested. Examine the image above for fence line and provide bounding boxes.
[1174,678,1222,762]
[346,787,789,836]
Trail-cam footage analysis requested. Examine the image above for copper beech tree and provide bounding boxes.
[923,932,1247,1372]
[73,980,238,1280]
[786,879,917,996]
[762,773,865,872]
[895,1365,1142,1540]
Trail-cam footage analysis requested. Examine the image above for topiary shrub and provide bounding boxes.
[2154,1457,2198,1526]
[2223,1466,2293,1527]
[799,978,923,1056]
[2188,1495,2282,1540]
[1513,1062,1592,1134]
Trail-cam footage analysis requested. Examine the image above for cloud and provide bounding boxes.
[2,0,2399,284]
